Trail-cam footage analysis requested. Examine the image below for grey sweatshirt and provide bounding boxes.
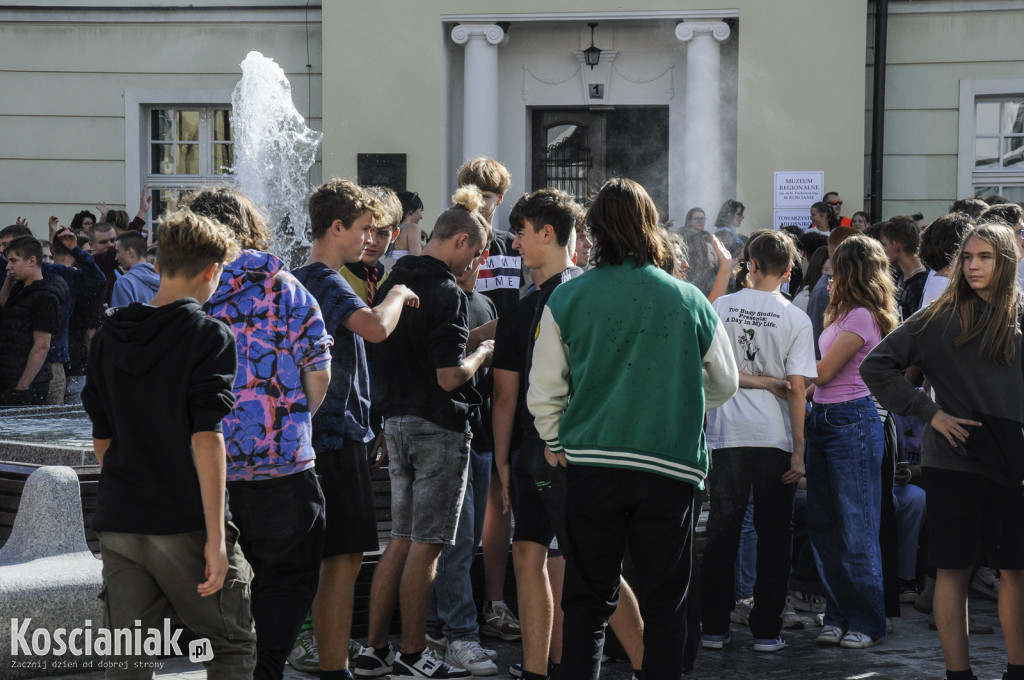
[859,303,1024,486]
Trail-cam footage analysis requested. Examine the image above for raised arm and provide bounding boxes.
[344,283,419,344]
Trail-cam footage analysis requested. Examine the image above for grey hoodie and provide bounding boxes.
[111,262,160,307]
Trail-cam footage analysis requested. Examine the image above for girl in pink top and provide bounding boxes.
[806,236,899,649]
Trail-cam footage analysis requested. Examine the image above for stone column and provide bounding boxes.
[451,23,506,161]
[676,20,731,218]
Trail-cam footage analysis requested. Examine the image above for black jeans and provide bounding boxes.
[561,464,695,680]
[700,447,795,639]
[227,468,325,680]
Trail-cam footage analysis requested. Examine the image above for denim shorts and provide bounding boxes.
[385,415,472,544]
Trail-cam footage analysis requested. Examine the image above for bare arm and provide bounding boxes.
[813,330,864,385]
[191,430,228,597]
[407,223,423,256]
[436,340,494,392]
[708,234,735,304]
[739,372,791,398]
[93,438,111,467]
[300,367,331,416]
[16,331,52,390]
[136,182,152,222]
[344,283,419,343]
[782,374,807,484]
[492,368,520,515]
[468,318,498,353]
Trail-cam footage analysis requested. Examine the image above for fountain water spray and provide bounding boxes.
[231,51,322,267]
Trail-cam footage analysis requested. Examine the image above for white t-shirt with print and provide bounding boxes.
[706,288,818,453]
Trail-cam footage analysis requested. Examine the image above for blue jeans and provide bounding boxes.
[894,482,926,581]
[734,491,756,599]
[427,448,493,640]
[807,396,886,640]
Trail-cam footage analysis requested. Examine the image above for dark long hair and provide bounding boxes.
[587,178,666,269]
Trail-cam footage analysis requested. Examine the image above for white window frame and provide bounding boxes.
[125,88,234,222]
[957,78,1024,200]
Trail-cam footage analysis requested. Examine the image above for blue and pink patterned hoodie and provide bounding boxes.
[205,250,333,482]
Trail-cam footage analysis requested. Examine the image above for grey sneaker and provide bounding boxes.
[445,640,498,676]
[729,597,753,625]
[392,648,472,678]
[781,596,807,630]
[791,590,826,614]
[355,643,396,678]
[287,629,320,673]
[480,601,521,641]
[425,632,447,654]
[971,566,1000,600]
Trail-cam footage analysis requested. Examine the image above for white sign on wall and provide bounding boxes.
[773,209,812,231]
[774,171,825,209]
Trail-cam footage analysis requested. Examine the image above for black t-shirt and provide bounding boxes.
[465,290,498,452]
[0,277,65,389]
[897,269,929,321]
[492,267,583,438]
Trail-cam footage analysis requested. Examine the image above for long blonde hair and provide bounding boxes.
[916,223,1021,365]
[824,235,899,337]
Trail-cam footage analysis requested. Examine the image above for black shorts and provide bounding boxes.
[924,466,1024,570]
[512,434,567,549]
[318,439,380,557]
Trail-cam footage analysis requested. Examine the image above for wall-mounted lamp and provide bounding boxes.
[583,23,602,69]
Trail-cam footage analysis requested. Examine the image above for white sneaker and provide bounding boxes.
[354,643,396,678]
[816,625,843,646]
[445,640,498,676]
[392,648,472,678]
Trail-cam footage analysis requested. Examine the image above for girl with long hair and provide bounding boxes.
[807,235,899,650]
[862,224,1024,680]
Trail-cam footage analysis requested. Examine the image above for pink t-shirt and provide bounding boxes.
[814,306,882,404]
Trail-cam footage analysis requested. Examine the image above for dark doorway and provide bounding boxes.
[531,107,669,217]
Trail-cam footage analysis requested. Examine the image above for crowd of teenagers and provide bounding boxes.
[1,158,1022,680]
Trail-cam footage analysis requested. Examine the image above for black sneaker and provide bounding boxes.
[354,643,395,678]
[392,648,472,678]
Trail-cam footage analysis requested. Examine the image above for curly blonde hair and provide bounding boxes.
[824,235,898,337]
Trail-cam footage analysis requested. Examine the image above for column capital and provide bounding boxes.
[451,23,506,46]
[675,20,730,43]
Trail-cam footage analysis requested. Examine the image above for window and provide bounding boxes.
[958,80,1024,203]
[146,106,234,218]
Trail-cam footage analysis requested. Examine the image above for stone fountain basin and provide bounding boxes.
[0,405,96,467]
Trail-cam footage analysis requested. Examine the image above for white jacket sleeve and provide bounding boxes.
[527,305,570,452]
[702,318,739,412]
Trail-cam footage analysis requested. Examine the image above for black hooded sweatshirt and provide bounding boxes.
[372,255,481,432]
[82,299,237,534]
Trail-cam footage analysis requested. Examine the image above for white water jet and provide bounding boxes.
[231,51,322,268]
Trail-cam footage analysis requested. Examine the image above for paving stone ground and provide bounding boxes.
[29,593,1010,680]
